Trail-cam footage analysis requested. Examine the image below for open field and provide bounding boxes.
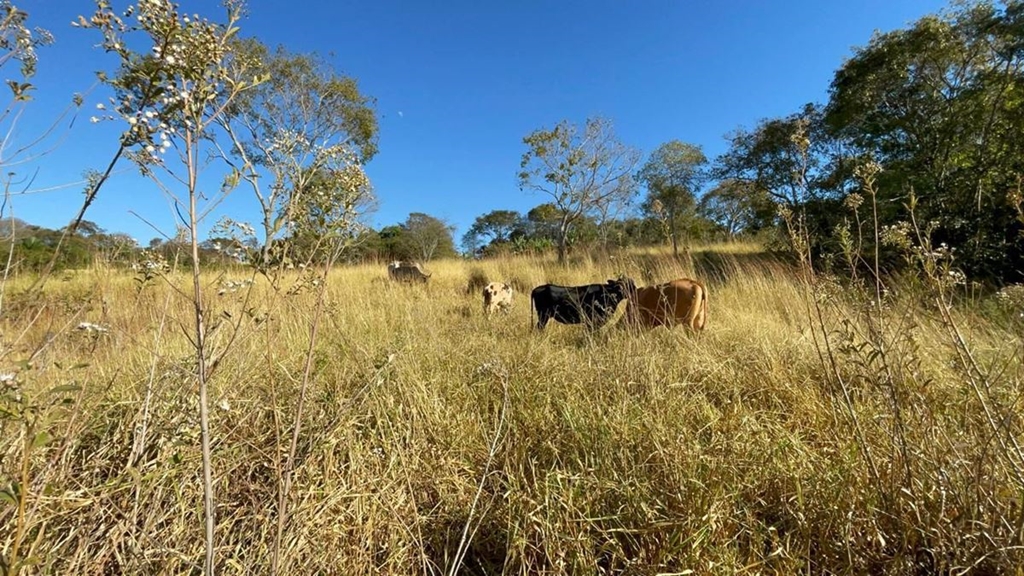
[2,244,1023,574]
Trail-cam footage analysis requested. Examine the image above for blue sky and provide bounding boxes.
[11,0,948,247]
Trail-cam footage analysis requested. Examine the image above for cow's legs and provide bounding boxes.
[536,311,550,330]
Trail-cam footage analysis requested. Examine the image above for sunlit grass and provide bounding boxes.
[1,241,1021,574]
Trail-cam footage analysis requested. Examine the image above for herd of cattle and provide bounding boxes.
[387,261,708,331]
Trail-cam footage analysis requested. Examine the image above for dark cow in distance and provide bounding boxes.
[388,261,431,283]
[531,278,634,330]
[625,277,707,331]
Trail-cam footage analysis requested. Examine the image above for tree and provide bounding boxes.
[83,2,260,573]
[699,179,762,238]
[715,104,847,212]
[526,203,561,243]
[637,140,707,256]
[217,39,378,271]
[72,219,104,237]
[377,224,412,261]
[287,164,374,264]
[401,212,455,262]
[461,209,522,255]
[0,216,31,238]
[518,117,641,263]
[824,1,1024,280]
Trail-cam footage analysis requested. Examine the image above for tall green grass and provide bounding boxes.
[1,245,1021,574]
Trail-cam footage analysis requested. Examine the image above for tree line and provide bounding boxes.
[4,0,1021,286]
[473,1,1024,283]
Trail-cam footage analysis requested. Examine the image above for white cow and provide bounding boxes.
[482,282,514,315]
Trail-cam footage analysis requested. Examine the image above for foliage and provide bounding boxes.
[80,2,262,573]
[518,117,641,263]
[823,1,1024,281]
[286,163,374,264]
[217,39,378,269]
[714,104,849,228]
[637,140,707,255]
[401,212,456,262]
[362,213,457,262]
[0,0,53,91]
[699,179,761,238]
[462,209,523,255]
[710,1,1024,283]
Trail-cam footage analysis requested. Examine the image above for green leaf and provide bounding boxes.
[31,431,52,449]
[31,428,52,446]
[49,384,82,395]
[0,487,16,506]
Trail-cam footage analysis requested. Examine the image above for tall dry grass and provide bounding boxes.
[1,244,1022,574]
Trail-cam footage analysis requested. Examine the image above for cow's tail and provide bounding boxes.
[688,283,708,331]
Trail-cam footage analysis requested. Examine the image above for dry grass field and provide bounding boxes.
[1,243,1022,574]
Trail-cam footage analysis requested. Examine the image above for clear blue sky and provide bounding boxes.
[11,0,948,247]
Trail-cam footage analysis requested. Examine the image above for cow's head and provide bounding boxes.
[606,277,636,299]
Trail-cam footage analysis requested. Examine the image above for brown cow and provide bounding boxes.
[625,278,707,330]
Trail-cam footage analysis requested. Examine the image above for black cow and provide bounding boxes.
[530,278,635,330]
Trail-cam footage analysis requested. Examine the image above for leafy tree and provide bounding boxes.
[461,209,522,255]
[217,39,378,270]
[715,104,847,215]
[526,203,561,243]
[0,216,31,238]
[700,179,761,238]
[824,1,1024,280]
[637,140,707,256]
[91,231,137,263]
[518,117,641,263]
[377,225,412,261]
[401,212,455,262]
[72,219,104,237]
[599,216,663,248]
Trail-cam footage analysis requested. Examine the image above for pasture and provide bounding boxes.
[1,244,1022,574]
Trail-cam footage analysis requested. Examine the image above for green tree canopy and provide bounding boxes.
[219,39,379,269]
[638,140,708,256]
[401,212,456,262]
[461,209,523,255]
[824,1,1024,279]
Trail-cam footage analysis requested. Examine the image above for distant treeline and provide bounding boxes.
[0,206,737,273]
[8,1,1023,283]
